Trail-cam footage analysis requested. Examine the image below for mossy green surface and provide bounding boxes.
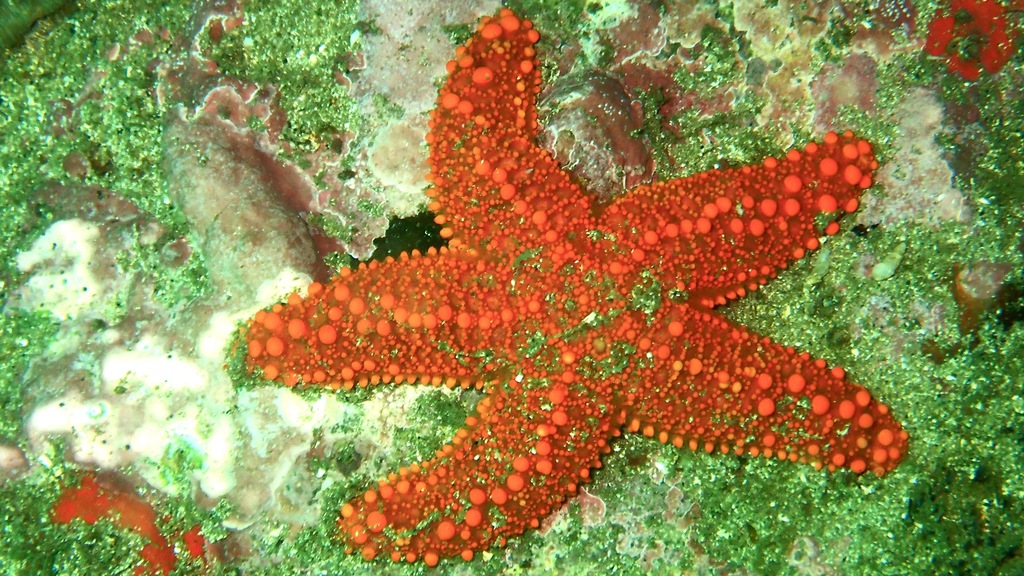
[0,0,71,50]
[2,0,1023,575]
[206,0,362,153]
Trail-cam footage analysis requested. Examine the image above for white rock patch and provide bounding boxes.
[22,262,351,526]
[13,219,103,321]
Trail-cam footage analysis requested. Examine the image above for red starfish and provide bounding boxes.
[243,9,907,567]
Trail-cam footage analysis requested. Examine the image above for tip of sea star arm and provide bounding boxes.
[428,9,540,151]
[823,388,908,476]
[336,380,619,565]
[424,10,599,254]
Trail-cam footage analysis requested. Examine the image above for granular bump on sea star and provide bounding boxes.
[242,8,907,567]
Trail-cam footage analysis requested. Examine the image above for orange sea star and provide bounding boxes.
[243,8,908,567]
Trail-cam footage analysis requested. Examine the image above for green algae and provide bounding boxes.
[0,311,57,442]
[205,0,362,153]
[0,0,71,50]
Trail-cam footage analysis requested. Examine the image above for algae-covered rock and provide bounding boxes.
[0,0,72,50]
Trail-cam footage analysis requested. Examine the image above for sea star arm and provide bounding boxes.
[336,375,619,566]
[597,131,878,309]
[426,10,597,256]
[622,305,908,476]
[244,247,517,390]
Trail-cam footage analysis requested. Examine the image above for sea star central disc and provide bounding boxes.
[243,8,907,567]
